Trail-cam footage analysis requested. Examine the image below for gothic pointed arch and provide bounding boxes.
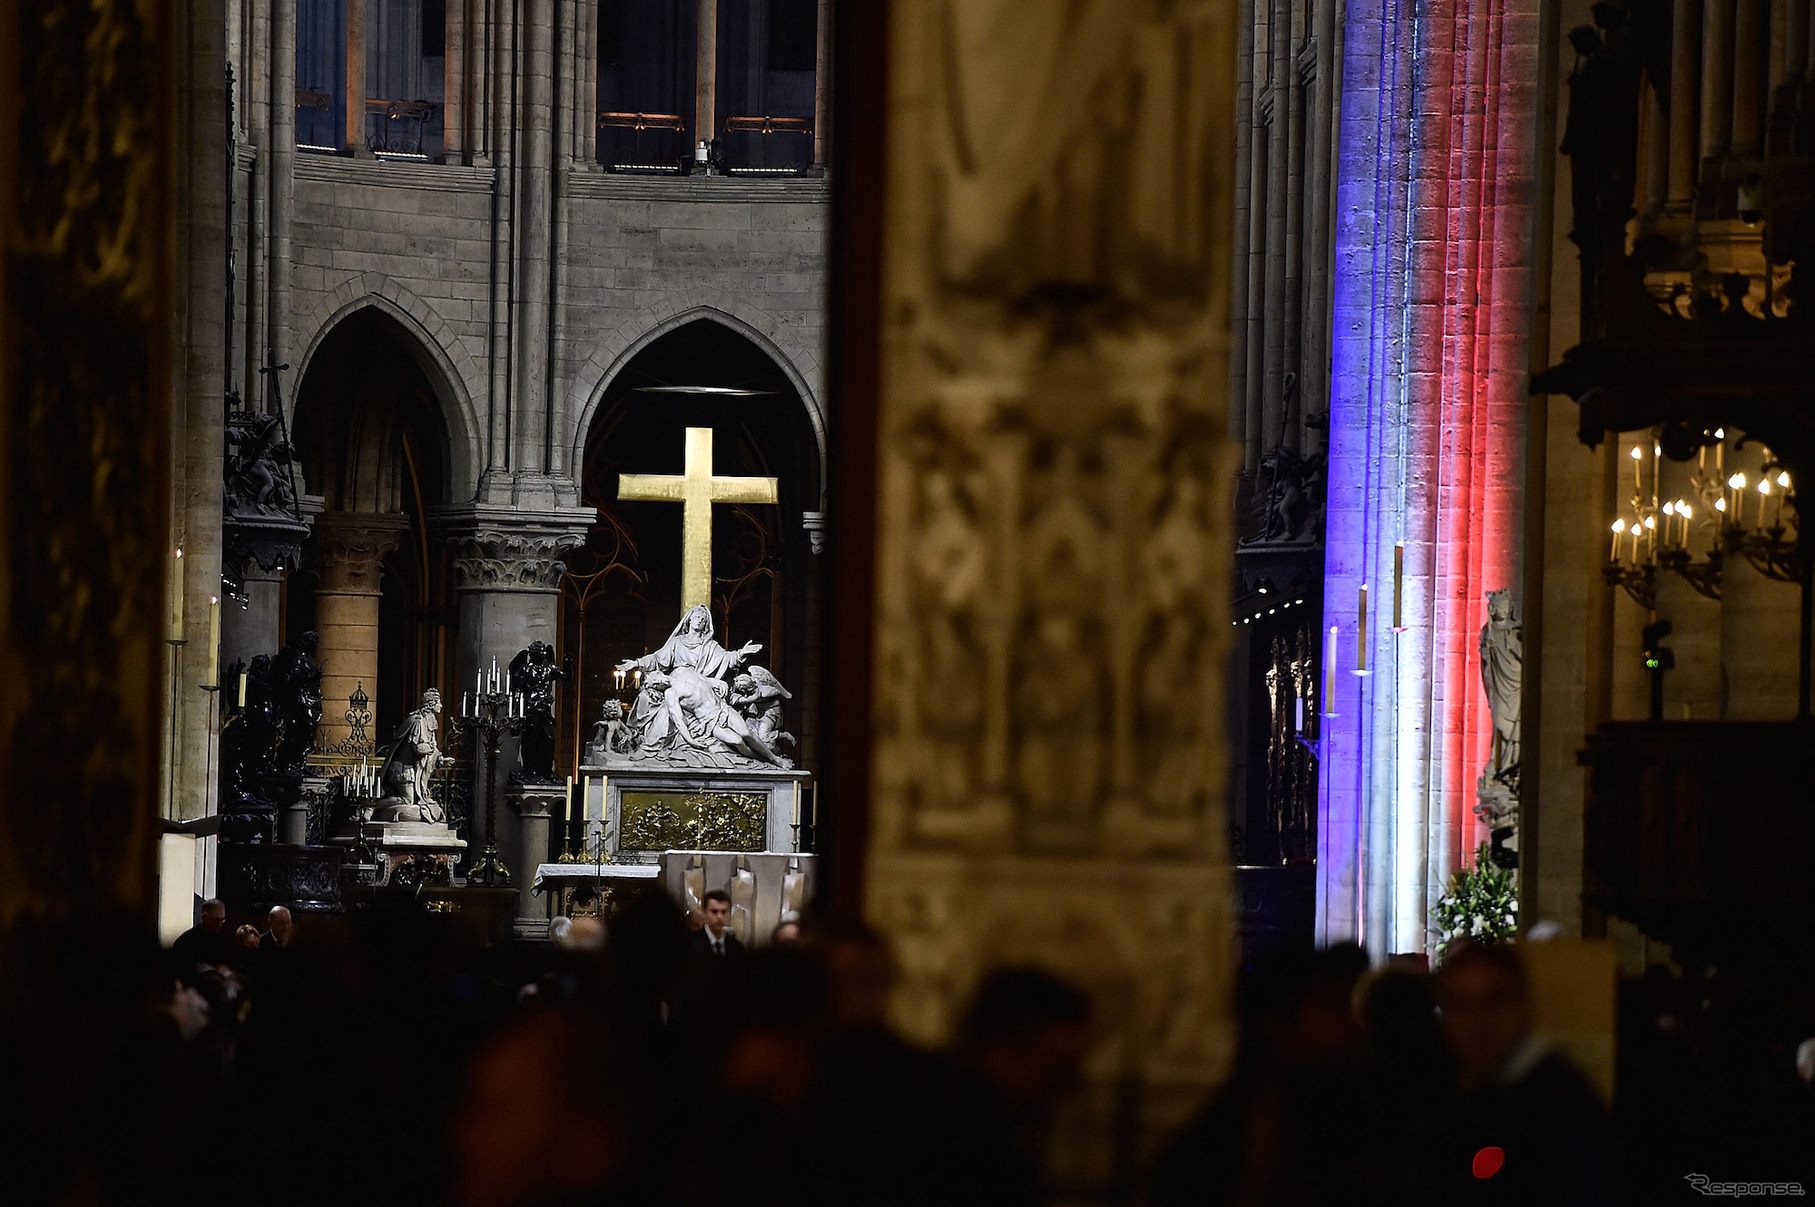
[568,300,828,509]
[296,272,486,501]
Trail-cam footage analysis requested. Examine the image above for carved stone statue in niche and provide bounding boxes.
[1480,589,1523,787]
[269,631,323,772]
[1244,445,1325,544]
[373,689,446,823]
[508,641,570,783]
[223,412,298,517]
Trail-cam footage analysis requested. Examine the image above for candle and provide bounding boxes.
[1631,445,1643,493]
[792,779,801,825]
[1611,517,1626,560]
[167,547,185,642]
[1652,442,1661,510]
[1356,585,1369,675]
[1294,695,1305,733]
[206,595,220,687]
[1715,429,1725,474]
[1324,625,1338,713]
[564,775,574,836]
[1392,543,1404,630]
[810,783,818,829]
[1759,476,1774,528]
[505,668,511,695]
[1677,501,1692,549]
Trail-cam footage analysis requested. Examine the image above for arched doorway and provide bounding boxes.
[568,318,823,776]
[289,309,457,749]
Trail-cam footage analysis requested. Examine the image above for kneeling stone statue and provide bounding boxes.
[372,688,447,823]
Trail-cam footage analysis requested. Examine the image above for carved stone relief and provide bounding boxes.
[447,529,585,590]
[863,1,1236,1192]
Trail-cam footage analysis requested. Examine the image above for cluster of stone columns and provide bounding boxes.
[1229,0,1340,494]
[1639,0,1812,220]
[441,0,834,171]
[308,512,408,747]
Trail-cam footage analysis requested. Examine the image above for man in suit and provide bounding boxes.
[171,898,229,978]
[691,889,744,959]
[259,905,293,951]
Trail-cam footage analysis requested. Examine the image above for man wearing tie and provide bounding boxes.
[692,890,744,959]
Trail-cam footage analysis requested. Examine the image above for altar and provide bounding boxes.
[589,765,813,864]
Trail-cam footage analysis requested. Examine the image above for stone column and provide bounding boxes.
[1703,0,1735,162]
[309,512,408,748]
[812,0,831,169]
[505,784,561,937]
[841,4,1237,1194]
[696,0,718,152]
[221,563,286,672]
[0,0,175,926]
[345,0,367,153]
[1733,0,1766,153]
[440,506,593,888]
[1669,0,1699,211]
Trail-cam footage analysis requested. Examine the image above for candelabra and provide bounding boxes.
[462,666,526,887]
[461,667,526,885]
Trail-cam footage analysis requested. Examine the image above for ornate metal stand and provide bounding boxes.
[463,684,525,887]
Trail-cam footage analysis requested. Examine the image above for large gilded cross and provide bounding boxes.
[618,426,778,611]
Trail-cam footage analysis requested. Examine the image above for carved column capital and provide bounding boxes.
[437,504,597,592]
[309,511,409,594]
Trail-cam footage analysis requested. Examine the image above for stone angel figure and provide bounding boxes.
[731,666,795,753]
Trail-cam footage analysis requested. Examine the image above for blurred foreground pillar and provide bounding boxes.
[823,1,1240,1194]
[0,0,176,926]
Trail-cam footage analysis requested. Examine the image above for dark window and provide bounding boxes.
[422,0,446,55]
[597,0,697,170]
[767,0,816,72]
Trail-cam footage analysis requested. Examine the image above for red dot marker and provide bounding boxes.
[1472,1146,1505,1179]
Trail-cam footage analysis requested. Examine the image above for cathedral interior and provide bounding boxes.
[2,0,1812,1202]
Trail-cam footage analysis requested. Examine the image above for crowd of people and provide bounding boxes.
[4,893,1811,1207]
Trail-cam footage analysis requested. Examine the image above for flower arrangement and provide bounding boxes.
[1430,841,1519,962]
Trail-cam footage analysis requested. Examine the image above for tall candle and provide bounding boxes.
[564,775,574,837]
[792,779,801,825]
[1324,625,1338,714]
[206,596,220,686]
[1356,585,1369,675]
[238,670,248,708]
[1392,543,1404,630]
[167,547,185,642]
[1611,518,1626,560]
[1631,445,1643,493]
[1294,695,1305,733]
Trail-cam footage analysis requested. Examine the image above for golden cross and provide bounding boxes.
[617,426,778,611]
